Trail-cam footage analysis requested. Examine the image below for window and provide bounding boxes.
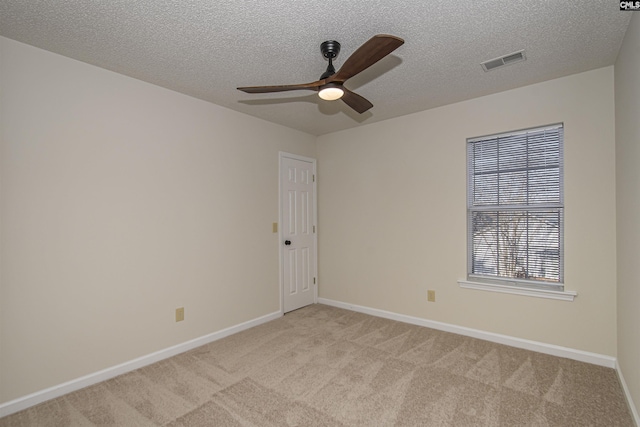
[466,124,564,291]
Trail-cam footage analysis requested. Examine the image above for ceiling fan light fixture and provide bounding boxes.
[318,84,344,101]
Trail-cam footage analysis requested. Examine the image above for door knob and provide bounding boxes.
[284,240,291,245]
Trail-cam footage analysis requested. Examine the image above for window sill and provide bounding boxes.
[458,280,577,301]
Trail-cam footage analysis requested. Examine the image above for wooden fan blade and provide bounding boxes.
[341,88,373,114]
[237,80,324,93]
[331,34,404,83]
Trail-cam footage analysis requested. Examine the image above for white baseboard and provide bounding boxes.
[317,297,616,368]
[616,361,640,427]
[0,310,282,418]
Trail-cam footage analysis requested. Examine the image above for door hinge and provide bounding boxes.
[313,225,316,233]
[313,277,316,284]
[313,174,315,182]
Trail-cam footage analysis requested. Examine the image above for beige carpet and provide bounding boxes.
[0,304,634,426]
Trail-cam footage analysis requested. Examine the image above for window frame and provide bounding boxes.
[465,123,565,292]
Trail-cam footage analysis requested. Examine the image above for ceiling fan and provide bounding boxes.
[237,34,404,114]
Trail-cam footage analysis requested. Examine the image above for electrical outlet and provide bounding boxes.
[427,290,436,302]
[175,307,185,322]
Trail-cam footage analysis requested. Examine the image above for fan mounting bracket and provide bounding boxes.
[320,40,341,60]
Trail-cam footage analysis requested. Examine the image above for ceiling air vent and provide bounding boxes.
[481,50,526,72]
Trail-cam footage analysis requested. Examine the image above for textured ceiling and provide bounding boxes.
[0,1,632,136]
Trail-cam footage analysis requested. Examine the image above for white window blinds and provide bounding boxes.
[467,124,564,288]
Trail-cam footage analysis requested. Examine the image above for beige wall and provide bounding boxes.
[317,67,617,356]
[0,37,316,403]
[615,12,640,415]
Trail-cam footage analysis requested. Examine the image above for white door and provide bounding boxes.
[280,154,316,313]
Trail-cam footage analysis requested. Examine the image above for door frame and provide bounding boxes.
[278,152,318,314]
